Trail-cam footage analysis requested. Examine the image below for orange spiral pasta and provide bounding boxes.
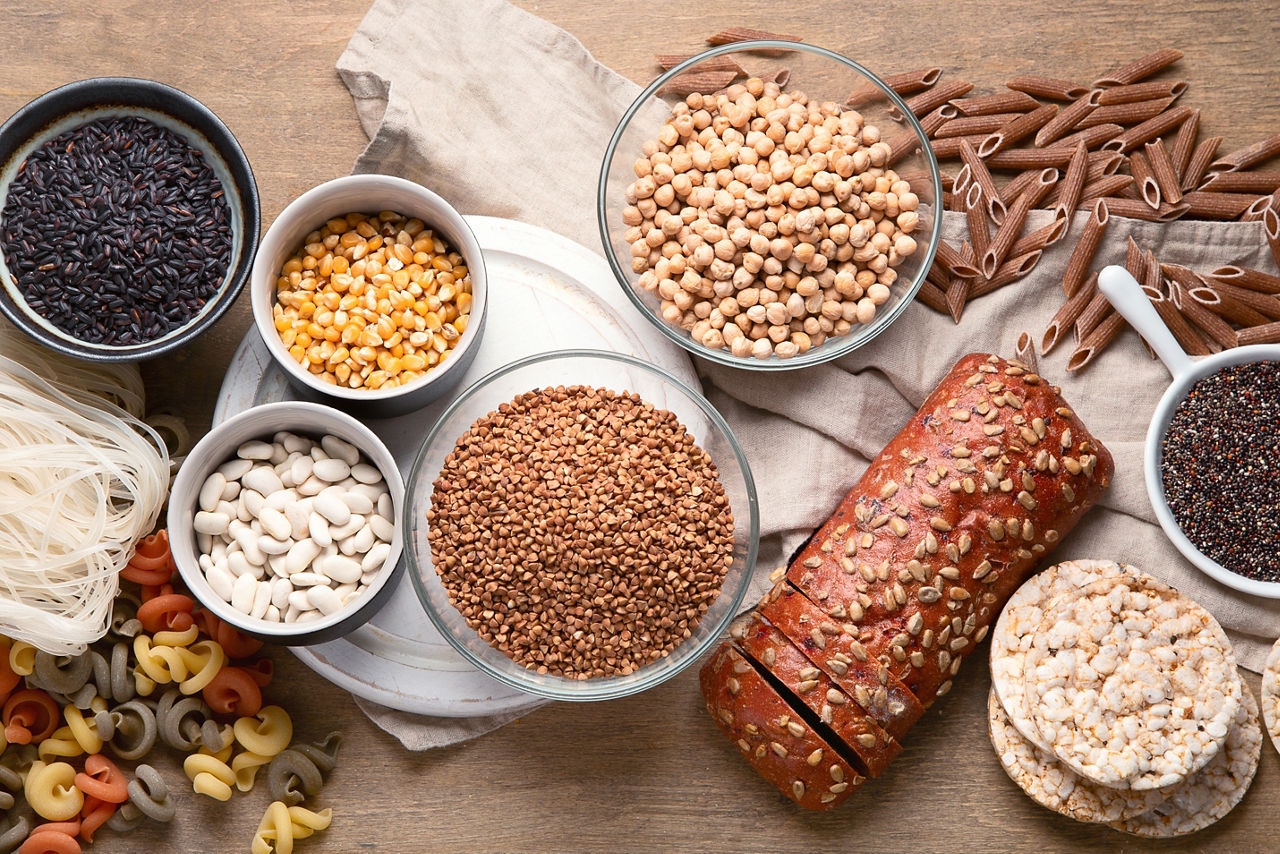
[193,610,264,660]
[73,755,128,804]
[136,593,195,634]
[19,826,81,854]
[202,667,263,718]
[4,689,60,745]
[0,639,22,703]
[78,795,116,843]
[246,658,274,689]
[120,530,176,587]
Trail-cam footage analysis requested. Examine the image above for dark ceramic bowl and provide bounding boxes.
[0,77,260,361]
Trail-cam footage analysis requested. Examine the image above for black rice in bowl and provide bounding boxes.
[1,115,232,346]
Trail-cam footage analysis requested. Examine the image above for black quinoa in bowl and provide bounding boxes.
[0,78,259,361]
[1160,360,1280,582]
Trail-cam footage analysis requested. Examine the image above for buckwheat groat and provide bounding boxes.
[1109,684,1262,838]
[1023,574,1241,791]
[987,689,1166,823]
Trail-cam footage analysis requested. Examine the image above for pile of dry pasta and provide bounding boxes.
[0,329,168,655]
[0,530,339,854]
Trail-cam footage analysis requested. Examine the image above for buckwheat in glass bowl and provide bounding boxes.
[406,350,759,701]
[598,41,942,370]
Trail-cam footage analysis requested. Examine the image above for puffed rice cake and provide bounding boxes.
[1261,635,1280,756]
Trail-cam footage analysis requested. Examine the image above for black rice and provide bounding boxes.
[1,115,232,346]
[1161,360,1280,581]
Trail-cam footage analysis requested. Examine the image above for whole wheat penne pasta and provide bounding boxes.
[1168,108,1200,180]
[976,103,1058,157]
[1066,311,1125,371]
[1044,123,1125,152]
[900,80,974,119]
[982,169,1057,276]
[1181,135,1223,191]
[918,107,951,138]
[1034,92,1099,147]
[885,129,924,167]
[1076,292,1113,339]
[998,169,1039,205]
[1013,330,1040,373]
[1163,267,1238,350]
[1045,169,1131,209]
[1102,105,1193,154]
[1078,97,1175,129]
[1095,80,1188,105]
[1093,48,1183,87]
[705,28,802,55]
[1179,297,1239,350]
[945,274,971,323]
[958,139,1007,224]
[964,183,991,260]
[1101,197,1189,221]
[1010,217,1069,256]
[845,67,944,106]
[1148,282,1213,355]
[1206,133,1280,175]
[1052,141,1090,221]
[1208,265,1280,294]
[949,90,1042,116]
[1061,199,1110,297]
[984,147,1076,170]
[1237,322,1280,347]
[655,54,749,74]
[930,134,991,160]
[1042,273,1097,353]
[971,250,1043,298]
[1205,290,1273,327]
[933,113,1025,139]
[1143,249,1167,298]
[1266,207,1280,270]
[1144,139,1184,205]
[1198,172,1280,194]
[1240,194,1275,223]
[926,259,951,289]
[1006,75,1089,102]
[1182,191,1258,219]
[915,278,951,314]
[935,240,980,278]
[658,70,738,97]
[1127,150,1162,209]
[767,67,792,88]
[952,162,973,198]
[1205,280,1280,320]
[1124,236,1146,280]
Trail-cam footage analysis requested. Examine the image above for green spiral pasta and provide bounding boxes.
[266,732,343,806]
[106,698,157,761]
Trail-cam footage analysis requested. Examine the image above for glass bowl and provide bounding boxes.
[405,350,759,701]
[598,41,942,370]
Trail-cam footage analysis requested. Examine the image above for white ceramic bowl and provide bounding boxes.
[1099,266,1280,598]
[168,401,406,644]
[250,174,487,417]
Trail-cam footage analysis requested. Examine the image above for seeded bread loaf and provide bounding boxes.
[785,352,1113,706]
[701,644,864,810]
[732,611,902,777]
[699,353,1113,810]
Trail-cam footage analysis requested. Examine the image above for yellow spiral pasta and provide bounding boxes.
[151,625,199,647]
[23,760,83,820]
[61,697,110,755]
[182,752,236,802]
[36,726,84,763]
[231,706,293,792]
[174,640,225,695]
[251,801,333,854]
[8,641,36,677]
[133,634,192,688]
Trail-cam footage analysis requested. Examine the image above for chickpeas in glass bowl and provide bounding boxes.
[597,41,942,369]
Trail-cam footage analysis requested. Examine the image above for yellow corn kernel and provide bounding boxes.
[340,325,359,345]
[274,316,290,332]
[329,346,350,364]
[288,345,306,363]
[323,327,341,343]
[453,315,468,334]
[314,310,334,327]
[356,220,377,239]
[456,292,472,315]
[282,257,304,275]
[295,332,312,348]
[306,322,325,340]
[334,363,352,383]
[306,346,324,365]
[424,312,442,332]
[332,256,350,275]
[402,354,426,371]
[280,328,297,348]
[365,371,387,390]
[298,301,316,318]
[340,231,362,248]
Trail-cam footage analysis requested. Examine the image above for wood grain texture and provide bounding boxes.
[1,1,1278,851]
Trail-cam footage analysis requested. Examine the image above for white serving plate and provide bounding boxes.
[214,215,698,716]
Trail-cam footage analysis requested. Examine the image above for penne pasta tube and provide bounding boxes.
[952,163,973,195]
[1266,208,1280,271]
[917,107,951,138]
[930,134,991,160]
[1144,139,1184,205]
[767,67,792,88]
[1237,322,1280,347]
[1078,96,1175,129]
[1043,123,1125,152]
[654,54,748,74]
[705,28,802,53]
[1148,281,1214,355]
[1203,279,1280,320]
[984,147,1076,170]
[1100,197,1189,221]
[915,278,951,314]
[1051,141,1091,221]
[949,90,1041,116]
[933,113,1025,139]
[1006,75,1089,102]
[1181,135,1223,191]
[998,169,1039,205]
[945,274,971,324]
[1034,92,1100,147]
[885,130,924,167]
[976,103,1059,157]
[1182,191,1258,220]
[1062,199,1110,297]
[1180,298,1239,351]
[1042,272,1097,353]
[1095,80,1188,105]
[1075,288,1113,340]
[900,80,975,119]
[1077,174,1135,206]
[1168,108,1201,180]
[1206,266,1280,294]
[970,250,1043,298]
[845,67,944,106]
[1014,330,1039,373]
[1206,133,1280,176]
[658,70,738,97]
[1198,172,1280,194]
[959,139,1007,224]
[1205,291,1272,328]
[935,240,982,279]
[1240,194,1275,223]
[1127,150,1162,209]
[1010,217,1069,256]
[964,183,991,260]
[982,169,1057,276]
[1124,236,1147,282]
[1093,48,1183,87]
[1102,105,1192,153]
[1066,311,1126,371]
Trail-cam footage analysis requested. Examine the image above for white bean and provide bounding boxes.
[309,514,333,547]
[342,491,374,516]
[264,488,296,511]
[220,480,241,502]
[207,565,235,602]
[310,445,329,462]
[361,543,391,573]
[217,458,252,481]
[320,555,362,584]
[268,443,289,466]
[377,493,393,519]
[235,499,253,524]
[250,581,272,619]
[267,554,287,578]
[337,535,358,556]
[369,514,395,542]
[352,525,374,554]
[285,503,312,540]
[257,535,292,556]
[196,532,213,555]
[260,507,291,541]
[210,541,228,564]
[334,581,358,600]
[231,572,257,613]
[328,514,364,542]
[241,489,266,517]
[265,605,281,622]
[296,610,322,623]
[284,605,301,623]
[312,458,351,483]
[237,440,274,461]
[199,473,226,512]
[315,493,351,527]
[289,571,328,588]
[349,463,382,485]
[194,511,230,536]
[290,456,313,486]
[198,554,215,574]
[287,590,315,612]
[271,577,292,609]
[307,585,342,615]
[350,482,385,501]
[243,466,284,496]
[227,551,254,578]
[296,475,325,497]
[284,539,321,575]
[321,435,360,466]
[281,433,309,454]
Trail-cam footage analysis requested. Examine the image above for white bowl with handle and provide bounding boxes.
[1098,265,1280,598]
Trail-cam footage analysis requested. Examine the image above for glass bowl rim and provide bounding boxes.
[596,39,943,372]
[403,347,761,700]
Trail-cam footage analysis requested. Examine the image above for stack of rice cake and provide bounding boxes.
[987,559,1261,837]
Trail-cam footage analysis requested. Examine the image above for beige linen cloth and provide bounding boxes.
[337,0,1280,748]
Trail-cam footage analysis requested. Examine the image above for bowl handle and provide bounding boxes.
[1097,265,1192,380]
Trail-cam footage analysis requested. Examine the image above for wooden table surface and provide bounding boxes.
[2,1,1278,851]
